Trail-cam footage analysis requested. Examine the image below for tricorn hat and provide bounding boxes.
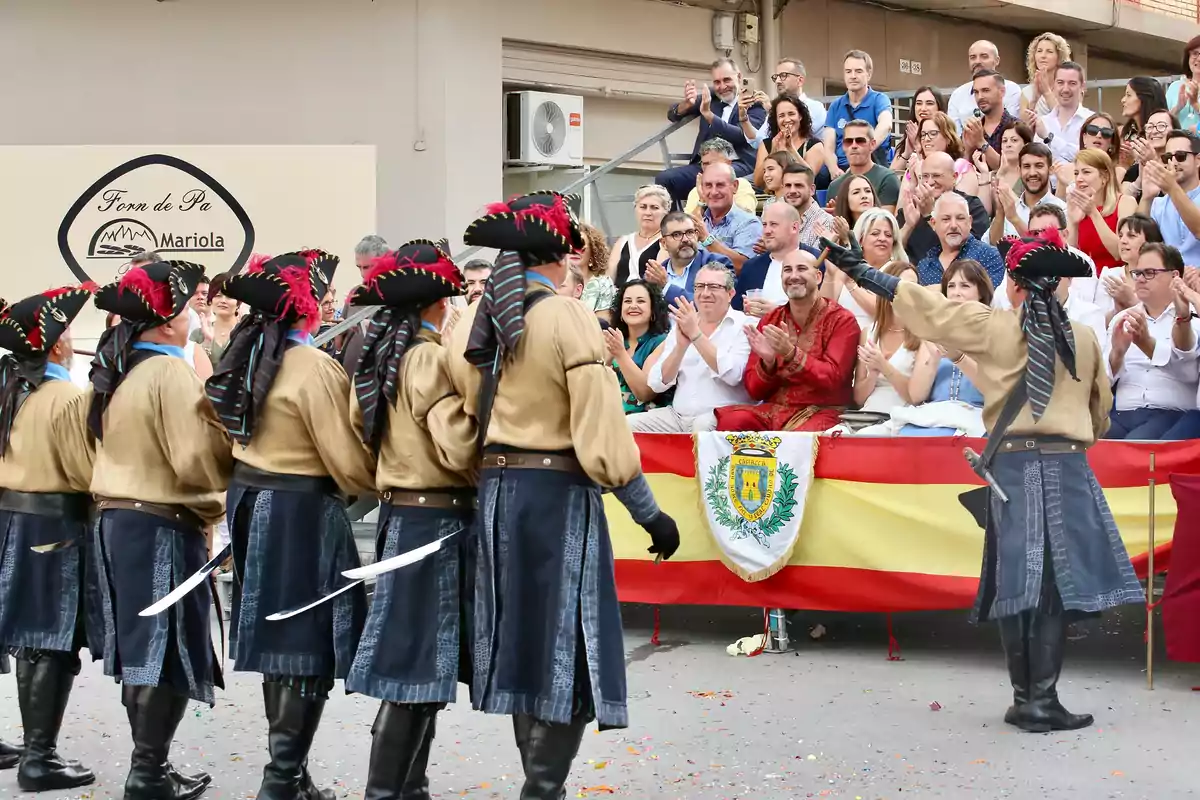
[0,284,97,358]
[1000,229,1093,282]
[94,261,208,325]
[220,250,339,328]
[348,240,463,309]
[463,192,584,258]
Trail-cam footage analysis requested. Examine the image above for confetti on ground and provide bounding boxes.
[577,786,616,796]
[687,690,734,699]
[929,701,942,711]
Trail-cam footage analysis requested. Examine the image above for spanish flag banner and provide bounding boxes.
[607,434,1195,613]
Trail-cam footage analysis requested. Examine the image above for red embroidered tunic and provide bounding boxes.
[715,298,859,432]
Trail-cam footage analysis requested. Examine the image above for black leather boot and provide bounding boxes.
[1015,610,1093,733]
[362,702,437,800]
[997,613,1030,726]
[122,684,211,800]
[513,714,589,800]
[0,739,22,770]
[257,680,334,800]
[15,650,95,791]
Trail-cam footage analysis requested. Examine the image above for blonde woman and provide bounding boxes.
[606,184,669,287]
[1067,148,1138,273]
[846,261,922,435]
[1020,33,1072,116]
[822,208,906,328]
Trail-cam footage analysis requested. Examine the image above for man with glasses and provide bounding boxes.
[1141,130,1200,266]
[900,151,991,262]
[824,119,900,213]
[643,211,734,306]
[1029,62,1092,168]
[630,264,751,433]
[767,58,826,138]
[1104,242,1200,439]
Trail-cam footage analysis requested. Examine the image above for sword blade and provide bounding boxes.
[31,539,79,554]
[341,531,458,581]
[264,579,364,622]
[138,543,232,617]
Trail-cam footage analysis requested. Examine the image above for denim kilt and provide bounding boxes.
[473,466,628,730]
[973,449,1145,622]
[227,483,366,679]
[346,502,474,703]
[0,510,93,654]
[94,508,221,705]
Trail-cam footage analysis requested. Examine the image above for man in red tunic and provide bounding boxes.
[715,249,859,431]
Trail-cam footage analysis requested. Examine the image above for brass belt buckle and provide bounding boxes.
[495,455,507,468]
[1024,440,1036,449]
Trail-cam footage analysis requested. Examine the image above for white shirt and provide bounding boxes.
[761,257,788,305]
[947,79,1022,130]
[1070,265,1126,319]
[999,191,1067,240]
[1104,302,1200,411]
[1064,294,1108,350]
[648,307,752,417]
[1040,104,1093,166]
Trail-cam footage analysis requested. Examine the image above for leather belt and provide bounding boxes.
[481,452,583,474]
[233,462,341,497]
[95,498,205,532]
[0,490,90,522]
[380,489,476,511]
[999,437,1084,455]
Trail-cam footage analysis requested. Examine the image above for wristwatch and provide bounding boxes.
[700,234,717,247]
[1043,133,1055,144]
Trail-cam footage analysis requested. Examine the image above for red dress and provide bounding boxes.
[715,298,859,432]
[1076,207,1122,273]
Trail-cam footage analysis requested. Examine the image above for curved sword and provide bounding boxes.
[138,544,232,617]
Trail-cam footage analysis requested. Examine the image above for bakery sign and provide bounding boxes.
[56,154,255,284]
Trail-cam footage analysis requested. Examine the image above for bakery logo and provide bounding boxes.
[57,154,255,284]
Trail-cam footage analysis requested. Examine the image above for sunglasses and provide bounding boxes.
[1161,151,1194,164]
[844,136,870,146]
[1083,124,1114,138]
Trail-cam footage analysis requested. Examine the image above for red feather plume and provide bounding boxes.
[1004,227,1065,273]
[118,267,172,317]
[486,195,573,240]
[244,253,273,274]
[275,266,322,333]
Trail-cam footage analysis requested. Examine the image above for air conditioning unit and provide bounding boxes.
[505,91,584,167]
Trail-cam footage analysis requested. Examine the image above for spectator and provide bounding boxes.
[1140,129,1200,266]
[1067,148,1137,274]
[1167,36,1200,134]
[602,279,673,414]
[897,258,992,437]
[644,210,734,306]
[989,142,1066,242]
[315,286,342,358]
[846,261,922,434]
[608,184,669,287]
[1021,32,1072,116]
[684,139,758,216]
[735,203,818,313]
[574,222,616,323]
[753,94,825,189]
[1104,242,1198,439]
[1028,61,1091,172]
[961,69,1017,171]
[1057,112,1121,194]
[824,50,894,178]
[824,208,907,329]
[898,151,991,262]
[761,150,798,208]
[462,258,493,304]
[340,234,389,372]
[769,57,827,137]
[781,165,835,249]
[915,191,1004,287]
[899,112,978,211]
[657,58,767,205]
[354,234,389,278]
[1162,269,1200,437]
[825,119,901,213]
[692,163,763,273]
[1120,77,1169,143]
[987,120,1034,197]
[557,263,585,300]
[946,40,1022,130]
[1121,110,1178,198]
[181,269,213,380]
[892,86,945,171]
[1074,213,1164,321]
[832,174,877,231]
[993,203,1095,311]
[714,249,859,432]
[633,264,751,432]
[1024,208,1108,344]
[197,286,241,368]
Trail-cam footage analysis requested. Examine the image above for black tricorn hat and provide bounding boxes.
[348,240,463,309]
[463,192,584,256]
[1000,230,1093,280]
[0,284,97,358]
[220,250,339,323]
[94,261,208,324]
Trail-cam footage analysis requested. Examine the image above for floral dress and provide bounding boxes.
[615,331,672,414]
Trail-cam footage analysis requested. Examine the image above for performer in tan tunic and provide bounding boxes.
[205,250,374,800]
[447,192,680,798]
[0,284,97,791]
[90,260,233,800]
[343,241,476,799]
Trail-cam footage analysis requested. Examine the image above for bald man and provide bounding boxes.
[899,151,992,264]
[914,191,1005,287]
[947,40,1022,128]
[734,203,821,313]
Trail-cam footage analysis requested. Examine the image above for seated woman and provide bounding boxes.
[602,279,673,414]
[760,150,798,208]
[894,259,993,437]
[841,261,922,435]
[575,222,616,323]
[822,207,906,329]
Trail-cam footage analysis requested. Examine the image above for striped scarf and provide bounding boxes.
[1016,278,1078,420]
[0,354,45,457]
[204,313,288,446]
[463,250,530,369]
[353,306,421,456]
[88,321,156,441]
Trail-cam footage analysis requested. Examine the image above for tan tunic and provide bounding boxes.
[49,388,96,494]
[234,345,375,497]
[446,288,642,489]
[0,379,84,493]
[893,283,1112,444]
[351,329,475,492]
[91,355,233,524]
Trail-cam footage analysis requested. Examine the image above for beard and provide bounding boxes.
[675,244,697,261]
[785,282,810,300]
[944,232,965,248]
[468,289,484,303]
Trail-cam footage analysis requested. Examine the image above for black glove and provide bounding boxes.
[643,511,680,561]
[818,234,899,301]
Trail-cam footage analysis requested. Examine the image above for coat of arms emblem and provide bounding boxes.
[703,433,799,547]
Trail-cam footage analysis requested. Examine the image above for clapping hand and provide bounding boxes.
[1109,308,1140,356]
[1103,271,1137,310]
[1066,185,1092,225]
[962,118,985,150]
[671,297,702,342]
[643,259,668,287]
[762,323,795,357]
[994,177,1018,219]
[972,149,991,177]
[904,120,919,154]
[858,340,887,374]
[1130,137,1156,165]
[602,327,627,360]
[914,182,935,217]
[699,83,713,120]
[1144,158,1177,196]
[682,80,697,111]
[832,215,851,245]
